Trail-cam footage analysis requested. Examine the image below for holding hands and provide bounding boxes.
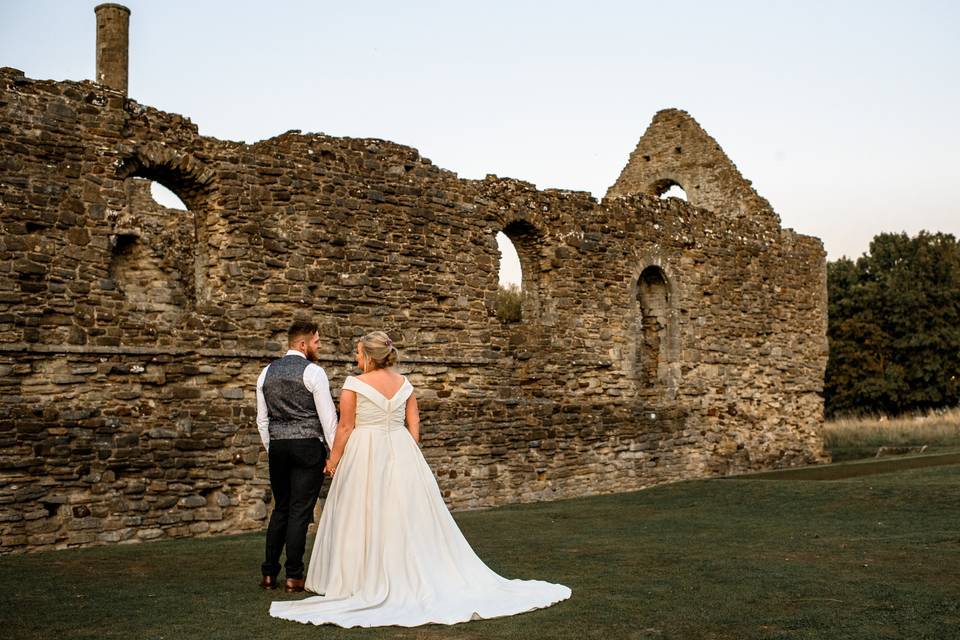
[324,457,338,477]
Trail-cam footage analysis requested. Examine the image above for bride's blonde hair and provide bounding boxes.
[360,331,398,370]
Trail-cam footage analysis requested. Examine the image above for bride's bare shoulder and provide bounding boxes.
[356,369,403,383]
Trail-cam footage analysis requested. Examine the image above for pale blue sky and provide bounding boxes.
[2,1,959,287]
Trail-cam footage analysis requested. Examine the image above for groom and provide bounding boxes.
[255,319,338,592]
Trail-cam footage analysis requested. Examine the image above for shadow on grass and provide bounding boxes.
[3,463,960,640]
[724,449,960,481]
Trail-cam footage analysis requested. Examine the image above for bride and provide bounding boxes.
[269,331,571,627]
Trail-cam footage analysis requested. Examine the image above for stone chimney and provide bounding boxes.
[95,3,130,95]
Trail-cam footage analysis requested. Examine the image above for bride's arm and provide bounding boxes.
[326,389,356,474]
[405,393,420,444]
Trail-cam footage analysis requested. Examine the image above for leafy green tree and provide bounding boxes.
[825,231,960,416]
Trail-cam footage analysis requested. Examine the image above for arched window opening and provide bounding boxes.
[150,181,188,210]
[496,231,522,288]
[637,266,670,388]
[493,221,540,324]
[659,184,687,201]
[495,231,522,323]
[109,177,198,323]
[116,147,215,307]
[652,178,688,202]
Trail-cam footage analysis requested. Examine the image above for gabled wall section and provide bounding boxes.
[608,109,779,226]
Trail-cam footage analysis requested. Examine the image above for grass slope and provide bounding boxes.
[3,464,959,640]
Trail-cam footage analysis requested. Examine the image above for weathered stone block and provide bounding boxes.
[27,533,58,546]
[178,495,207,508]
[189,521,210,534]
[136,528,164,540]
[193,507,223,521]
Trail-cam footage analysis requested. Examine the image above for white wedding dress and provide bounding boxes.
[269,375,571,628]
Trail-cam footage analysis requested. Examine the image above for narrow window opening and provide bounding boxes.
[495,231,523,323]
[496,231,522,289]
[493,221,540,324]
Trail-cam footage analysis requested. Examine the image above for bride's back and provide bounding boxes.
[344,372,412,432]
[355,369,406,400]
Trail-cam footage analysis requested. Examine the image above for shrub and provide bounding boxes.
[495,284,522,323]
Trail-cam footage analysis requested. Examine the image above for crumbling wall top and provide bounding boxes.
[607,109,779,226]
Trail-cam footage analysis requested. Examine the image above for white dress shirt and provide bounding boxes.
[255,350,338,451]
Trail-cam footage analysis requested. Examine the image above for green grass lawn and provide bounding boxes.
[3,463,959,640]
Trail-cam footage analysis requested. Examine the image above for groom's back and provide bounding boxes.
[263,354,322,441]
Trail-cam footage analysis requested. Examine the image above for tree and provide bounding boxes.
[495,283,522,323]
[825,231,960,416]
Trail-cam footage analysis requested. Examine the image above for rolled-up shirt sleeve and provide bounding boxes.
[255,365,270,451]
[304,364,338,446]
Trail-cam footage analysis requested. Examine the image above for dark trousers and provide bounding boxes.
[262,437,326,580]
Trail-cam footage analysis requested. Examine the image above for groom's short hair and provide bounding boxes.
[287,319,318,345]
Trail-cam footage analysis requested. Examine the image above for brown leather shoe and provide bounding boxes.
[259,575,278,590]
[284,577,305,593]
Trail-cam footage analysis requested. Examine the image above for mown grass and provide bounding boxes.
[3,463,959,640]
[824,407,960,461]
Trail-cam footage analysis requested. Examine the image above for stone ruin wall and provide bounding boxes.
[0,66,829,553]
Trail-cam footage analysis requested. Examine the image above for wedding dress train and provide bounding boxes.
[269,375,571,627]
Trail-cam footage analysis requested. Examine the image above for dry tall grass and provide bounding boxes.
[823,406,960,460]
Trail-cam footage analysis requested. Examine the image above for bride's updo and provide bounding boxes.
[360,331,399,370]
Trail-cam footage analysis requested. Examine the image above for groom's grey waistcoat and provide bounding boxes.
[262,355,324,442]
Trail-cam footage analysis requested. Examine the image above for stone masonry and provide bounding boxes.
[0,7,829,554]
